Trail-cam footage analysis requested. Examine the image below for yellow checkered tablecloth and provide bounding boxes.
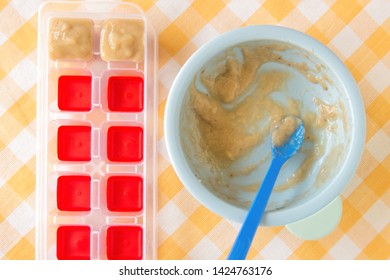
[0,0,389,260]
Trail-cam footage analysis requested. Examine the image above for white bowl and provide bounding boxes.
[164,25,365,226]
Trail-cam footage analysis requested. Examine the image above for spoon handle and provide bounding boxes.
[227,157,285,260]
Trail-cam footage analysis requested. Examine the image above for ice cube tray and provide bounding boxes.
[36,1,157,260]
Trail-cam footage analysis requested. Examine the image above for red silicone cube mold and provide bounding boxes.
[57,226,91,260]
[57,125,91,161]
[58,75,92,111]
[106,226,143,260]
[107,176,143,212]
[108,76,143,112]
[107,126,143,162]
[57,175,91,211]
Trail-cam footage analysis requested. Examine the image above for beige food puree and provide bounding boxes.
[181,41,347,209]
[100,19,144,63]
[49,18,94,61]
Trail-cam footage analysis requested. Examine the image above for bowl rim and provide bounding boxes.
[164,25,366,226]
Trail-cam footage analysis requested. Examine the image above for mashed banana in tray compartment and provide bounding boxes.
[181,41,348,209]
[100,19,144,63]
[49,18,94,61]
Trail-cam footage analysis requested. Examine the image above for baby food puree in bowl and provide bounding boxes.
[165,26,365,229]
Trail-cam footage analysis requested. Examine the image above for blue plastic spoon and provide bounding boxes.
[227,118,305,260]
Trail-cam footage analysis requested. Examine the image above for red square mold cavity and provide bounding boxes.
[57,175,91,211]
[107,126,143,162]
[57,226,91,260]
[57,125,91,161]
[107,76,143,112]
[107,176,143,212]
[106,226,143,260]
[58,75,92,111]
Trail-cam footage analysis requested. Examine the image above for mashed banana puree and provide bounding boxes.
[49,18,94,60]
[49,18,144,63]
[182,41,346,208]
[100,19,144,63]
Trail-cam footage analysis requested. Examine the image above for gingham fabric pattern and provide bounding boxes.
[0,0,389,260]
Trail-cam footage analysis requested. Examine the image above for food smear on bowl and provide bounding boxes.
[181,40,349,210]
